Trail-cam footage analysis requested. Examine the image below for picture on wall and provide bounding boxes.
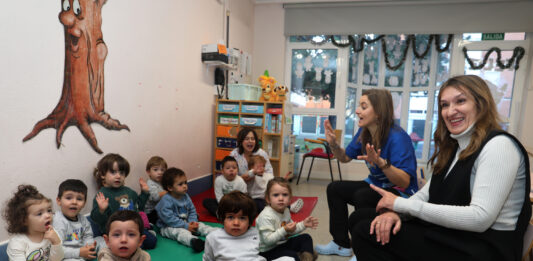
[22,0,129,154]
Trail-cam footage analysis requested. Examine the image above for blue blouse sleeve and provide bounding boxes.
[345,128,363,159]
[385,127,418,193]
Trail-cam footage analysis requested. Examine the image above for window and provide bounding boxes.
[286,33,530,162]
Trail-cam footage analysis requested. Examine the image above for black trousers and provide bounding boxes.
[326,181,399,248]
[349,208,495,261]
[260,233,314,261]
[202,198,218,217]
[254,198,266,214]
[147,210,158,225]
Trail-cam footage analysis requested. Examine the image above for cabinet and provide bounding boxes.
[214,99,288,182]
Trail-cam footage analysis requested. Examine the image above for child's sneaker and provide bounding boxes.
[315,240,352,256]
[290,198,304,213]
[190,238,205,252]
[349,255,357,261]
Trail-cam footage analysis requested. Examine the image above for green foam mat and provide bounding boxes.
[147,222,223,260]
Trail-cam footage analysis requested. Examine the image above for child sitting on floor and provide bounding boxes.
[156,167,217,252]
[90,153,157,250]
[144,156,168,225]
[54,179,99,260]
[99,210,150,261]
[246,155,270,213]
[5,185,64,261]
[257,177,319,261]
[203,156,247,217]
[203,191,262,260]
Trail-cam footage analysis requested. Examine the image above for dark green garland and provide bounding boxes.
[326,34,453,71]
[463,46,525,70]
[305,34,524,71]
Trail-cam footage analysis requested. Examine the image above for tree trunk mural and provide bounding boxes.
[23,0,128,154]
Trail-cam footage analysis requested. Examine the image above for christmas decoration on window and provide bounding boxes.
[299,34,526,71]
[463,46,525,70]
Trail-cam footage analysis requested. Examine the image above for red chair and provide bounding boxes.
[296,134,342,184]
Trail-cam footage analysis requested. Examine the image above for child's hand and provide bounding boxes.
[283,222,297,233]
[80,242,97,259]
[139,178,149,192]
[44,228,61,245]
[158,191,167,197]
[188,222,199,232]
[241,174,253,182]
[95,192,109,213]
[253,166,264,176]
[303,216,319,229]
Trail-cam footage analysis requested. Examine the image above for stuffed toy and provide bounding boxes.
[258,70,277,101]
[273,85,289,102]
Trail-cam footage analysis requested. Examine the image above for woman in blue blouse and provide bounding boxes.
[315,89,418,257]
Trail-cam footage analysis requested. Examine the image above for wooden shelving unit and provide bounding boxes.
[214,99,286,183]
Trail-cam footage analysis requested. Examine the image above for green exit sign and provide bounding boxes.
[482,33,504,40]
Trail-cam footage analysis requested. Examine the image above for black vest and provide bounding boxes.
[427,130,530,261]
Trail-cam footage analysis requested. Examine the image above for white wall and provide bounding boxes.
[0,0,254,241]
[252,4,286,84]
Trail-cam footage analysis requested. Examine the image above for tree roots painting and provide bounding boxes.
[23,0,128,154]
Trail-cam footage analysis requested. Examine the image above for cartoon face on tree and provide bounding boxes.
[23,0,129,154]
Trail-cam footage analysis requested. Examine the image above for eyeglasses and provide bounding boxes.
[244,137,255,141]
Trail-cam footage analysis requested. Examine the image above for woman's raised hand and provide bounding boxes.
[324,119,337,146]
[357,143,383,167]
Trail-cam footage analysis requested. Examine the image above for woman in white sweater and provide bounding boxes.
[230,127,274,213]
[349,75,530,261]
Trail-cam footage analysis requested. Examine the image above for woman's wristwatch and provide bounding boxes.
[379,158,391,170]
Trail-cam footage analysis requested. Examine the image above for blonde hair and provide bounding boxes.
[429,75,501,175]
[248,155,267,170]
[265,177,292,200]
[146,156,167,171]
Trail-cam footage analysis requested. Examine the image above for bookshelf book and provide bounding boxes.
[214,99,288,183]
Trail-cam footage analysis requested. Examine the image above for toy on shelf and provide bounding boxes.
[258,70,277,102]
[273,85,289,102]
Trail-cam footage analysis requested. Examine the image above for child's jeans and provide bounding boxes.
[160,223,217,246]
[141,228,157,250]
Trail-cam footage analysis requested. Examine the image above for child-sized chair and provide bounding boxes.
[296,130,343,184]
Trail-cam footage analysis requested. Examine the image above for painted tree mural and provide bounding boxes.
[23,0,129,154]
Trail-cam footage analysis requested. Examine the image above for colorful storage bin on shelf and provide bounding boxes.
[266,108,282,114]
[218,115,239,125]
[240,117,262,127]
[216,137,237,148]
[215,149,231,161]
[241,104,264,114]
[218,103,239,113]
[216,126,238,137]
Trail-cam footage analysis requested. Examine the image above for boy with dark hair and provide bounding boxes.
[203,191,264,261]
[99,210,150,261]
[156,168,217,252]
[54,179,99,261]
[203,156,247,217]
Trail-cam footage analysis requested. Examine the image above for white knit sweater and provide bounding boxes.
[394,126,526,232]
